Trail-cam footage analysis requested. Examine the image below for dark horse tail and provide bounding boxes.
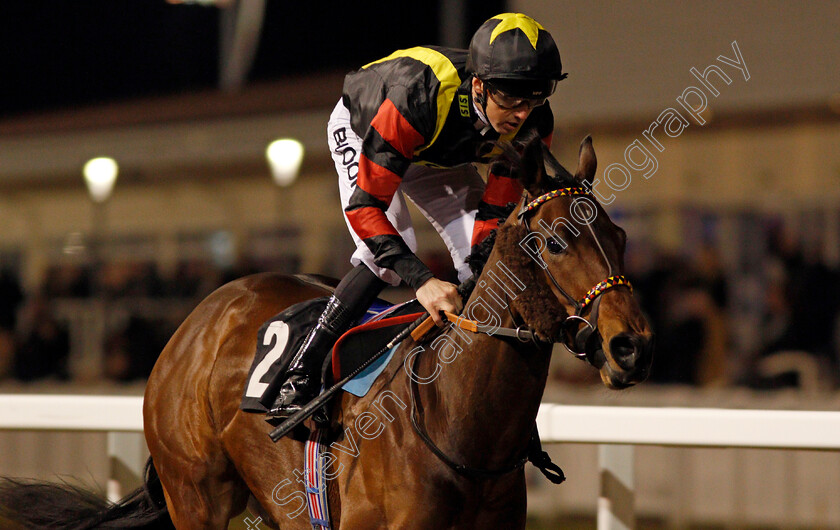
[0,457,173,529]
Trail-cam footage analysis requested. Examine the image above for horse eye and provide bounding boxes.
[546,237,566,255]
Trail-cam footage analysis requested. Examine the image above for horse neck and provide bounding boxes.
[418,252,553,469]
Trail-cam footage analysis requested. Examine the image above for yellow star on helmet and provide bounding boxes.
[489,13,544,50]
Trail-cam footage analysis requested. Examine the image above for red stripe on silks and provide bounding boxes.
[370,98,425,159]
[471,218,500,247]
[357,154,402,205]
[332,312,425,381]
[482,173,523,206]
[345,206,399,240]
[542,132,553,149]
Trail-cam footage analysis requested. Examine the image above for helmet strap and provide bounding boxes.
[472,77,491,130]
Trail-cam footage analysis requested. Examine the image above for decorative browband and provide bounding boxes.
[580,275,633,309]
[517,187,593,218]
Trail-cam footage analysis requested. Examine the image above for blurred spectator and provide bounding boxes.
[649,271,729,386]
[103,315,168,381]
[167,260,221,298]
[625,241,672,339]
[43,264,93,298]
[0,330,14,380]
[12,296,70,381]
[0,211,832,390]
[0,267,23,379]
[220,257,260,286]
[100,261,166,297]
[748,227,840,388]
[0,267,23,330]
[633,244,729,387]
[770,247,839,359]
[694,243,728,309]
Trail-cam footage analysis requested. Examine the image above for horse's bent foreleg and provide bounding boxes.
[144,347,249,528]
[220,411,313,529]
[148,409,249,529]
[156,459,248,529]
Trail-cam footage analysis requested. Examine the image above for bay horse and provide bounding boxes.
[0,136,653,529]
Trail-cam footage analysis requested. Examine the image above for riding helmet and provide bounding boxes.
[466,13,567,99]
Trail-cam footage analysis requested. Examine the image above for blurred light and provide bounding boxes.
[62,232,87,255]
[209,230,236,268]
[83,157,119,203]
[266,138,304,187]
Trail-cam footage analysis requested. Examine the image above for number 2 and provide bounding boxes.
[245,321,290,398]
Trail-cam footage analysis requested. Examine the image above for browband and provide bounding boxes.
[517,187,593,219]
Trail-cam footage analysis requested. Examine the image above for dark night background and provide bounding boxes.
[0,0,504,118]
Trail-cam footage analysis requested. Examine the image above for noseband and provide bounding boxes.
[516,187,632,361]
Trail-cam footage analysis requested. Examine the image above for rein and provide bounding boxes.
[408,350,529,479]
[440,311,539,344]
[408,347,565,483]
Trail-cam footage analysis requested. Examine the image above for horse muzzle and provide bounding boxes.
[600,332,655,388]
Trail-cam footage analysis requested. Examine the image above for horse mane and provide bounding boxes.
[490,136,579,189]
[462,139,571,338]
[463,216,566,341]
[493,220,567,340]
[541,146,579,187]
[467,137,578,276]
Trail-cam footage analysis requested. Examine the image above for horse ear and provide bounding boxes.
[575,135,597,186]
[519,136,550,196]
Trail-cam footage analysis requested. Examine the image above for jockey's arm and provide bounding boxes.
[344,98,462,324]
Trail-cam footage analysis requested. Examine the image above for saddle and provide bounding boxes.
[240,297,422,413]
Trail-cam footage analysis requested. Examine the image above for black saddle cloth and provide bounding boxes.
[240,297,328,413]
[239,297,422,413]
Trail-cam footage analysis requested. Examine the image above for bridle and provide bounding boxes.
[516,186,633,361]
[413,186,634,358]
[408,185,633,483]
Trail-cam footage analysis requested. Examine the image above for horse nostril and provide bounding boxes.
[609,334,638,370]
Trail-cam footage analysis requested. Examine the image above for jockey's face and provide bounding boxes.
[472,77,540,135]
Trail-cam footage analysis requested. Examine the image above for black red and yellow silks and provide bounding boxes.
[342,45,553,288]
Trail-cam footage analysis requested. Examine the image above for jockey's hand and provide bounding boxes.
[416,278,463,327]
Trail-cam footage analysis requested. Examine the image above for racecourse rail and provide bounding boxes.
[1,395,839,529]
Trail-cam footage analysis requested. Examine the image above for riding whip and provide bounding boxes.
[269,311,430,442]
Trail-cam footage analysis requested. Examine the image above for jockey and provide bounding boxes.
[268,13,567,420]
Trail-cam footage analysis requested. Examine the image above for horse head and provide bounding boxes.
[491,135,654,388]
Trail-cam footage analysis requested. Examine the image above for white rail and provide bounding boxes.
[0,394,144,432]
[536,403,840,450]
[2,395,840,529]
[0,394,145,503]
[536,404,840,529]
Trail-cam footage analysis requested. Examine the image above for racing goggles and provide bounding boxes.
[485,80,555,111]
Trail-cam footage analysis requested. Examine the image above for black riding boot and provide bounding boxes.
[267,295,353,420]
[266,264,387,420]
